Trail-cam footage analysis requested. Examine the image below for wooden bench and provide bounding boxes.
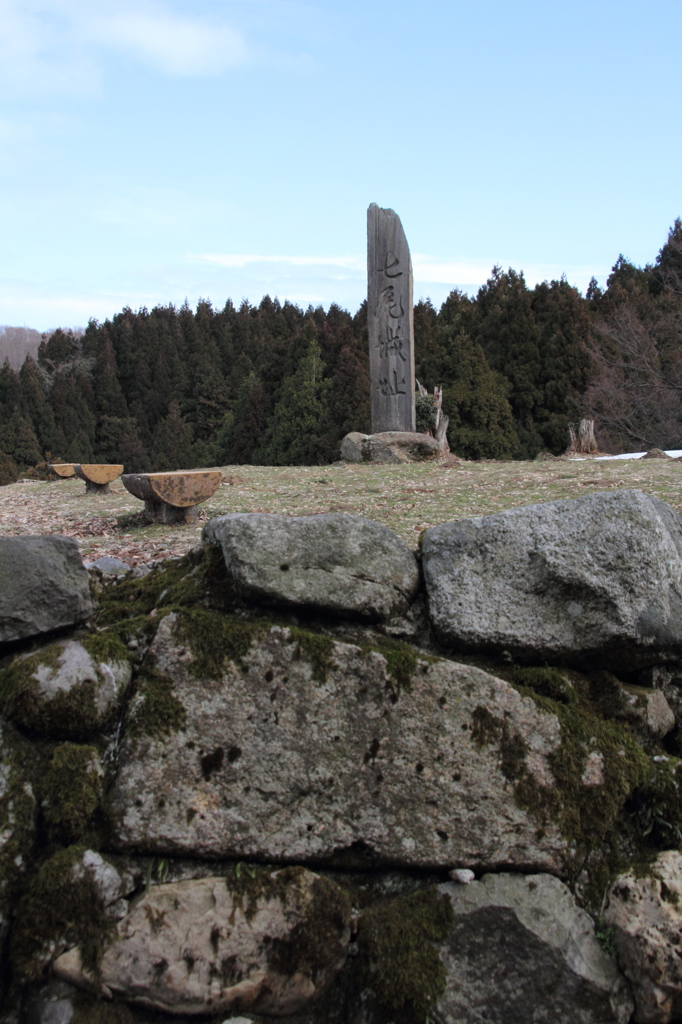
[73,464,124,494]
[121,470,222,525]
[49,463,76,479]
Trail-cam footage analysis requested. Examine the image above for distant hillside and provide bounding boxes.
[0,326,85,370]
[0,326,43,369]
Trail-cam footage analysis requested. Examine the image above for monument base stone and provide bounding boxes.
[341,430,442,464]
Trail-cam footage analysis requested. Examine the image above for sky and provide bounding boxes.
[0,0,680,331]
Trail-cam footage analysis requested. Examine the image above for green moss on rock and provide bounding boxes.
[356,885,454,1024]
[126,669,187,739]
[290,628,335,684]
[79,632,130,669]
[42,743,103,844]
[11,845,111,982]
[93,546,233,634]
[629,757,682,848]
[0,730,37,923]
[268,872,351,980]
[0,644,103,741]
[172,606,267,680]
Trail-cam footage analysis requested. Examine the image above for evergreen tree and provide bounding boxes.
[414,298,446,387]
[530,278,592,452]
[92,336,128,420]
[50,370,96,462]
[0,359,22,423]
[255,340,330,465]
[317,343,371,458]
[150,401,195,470]
[440,329,517,460]
[223,373,269,465]
[96,416,150,472]
[0,412,42,469]
[0,451,18,486]
[19,356,58,455]
[472,267,543,457]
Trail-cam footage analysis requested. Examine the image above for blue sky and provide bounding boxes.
[1,0,680,330]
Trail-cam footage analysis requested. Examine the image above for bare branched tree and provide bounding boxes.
[584,300,682,451]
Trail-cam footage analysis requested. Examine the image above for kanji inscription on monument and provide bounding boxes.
[367,203,415,433]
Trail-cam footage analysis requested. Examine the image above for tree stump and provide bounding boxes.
[121,470,222,525]
[416,380,450,453]
[73,464,124,494]
[567,419,598,455]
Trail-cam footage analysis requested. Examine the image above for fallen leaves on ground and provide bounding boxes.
[2,457,682,570]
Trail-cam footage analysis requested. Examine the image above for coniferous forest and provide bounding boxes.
[1,220,681,481]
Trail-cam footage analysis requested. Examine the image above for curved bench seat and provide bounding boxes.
[121,470,222,524]
[73,464,124,493]
[49,463,76,479]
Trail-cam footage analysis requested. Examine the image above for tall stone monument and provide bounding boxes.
[367,203,415,433]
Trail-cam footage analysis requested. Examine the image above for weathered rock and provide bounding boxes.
[54,867,350,1016]
[0,536,93,644]
[108,610,581,871]
[422,489,682,669]
[12,847,130,985]
[433,874,633,1024]
[84,556,129,575]
[341,430,441,463]
[604,850,682,1022]
[354,875,632,1024]
[640,664,682,731]
[202,512,419,622]
[0,638,132,739]
[618,686,675,738]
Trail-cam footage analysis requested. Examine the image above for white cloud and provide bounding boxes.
[195,253,364,270]
[0,0,251,97]
[192,251,610,302]
[88,6,250,76]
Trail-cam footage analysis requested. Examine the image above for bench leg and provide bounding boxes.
[143,499,198,525]
[85,481,110,494]
[161,503,199,525]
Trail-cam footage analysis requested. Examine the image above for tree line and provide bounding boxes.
[1,220,681,480]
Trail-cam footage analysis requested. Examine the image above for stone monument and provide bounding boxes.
[367,203,415,433]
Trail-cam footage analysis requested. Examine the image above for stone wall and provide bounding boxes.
[3,489,682,1023]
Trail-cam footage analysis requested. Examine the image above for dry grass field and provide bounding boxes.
[1,456,681,567]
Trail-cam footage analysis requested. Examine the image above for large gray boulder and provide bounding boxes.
[109,611,582,871]
[202,512,419,622]
[0,536,93,644]
[356,874,632,1024]
[54,867,351,1016]
[341,430,441,463]
[422,489,682,668]
[604,851,682,1023]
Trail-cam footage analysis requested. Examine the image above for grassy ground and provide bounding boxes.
[1,456,681,563]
